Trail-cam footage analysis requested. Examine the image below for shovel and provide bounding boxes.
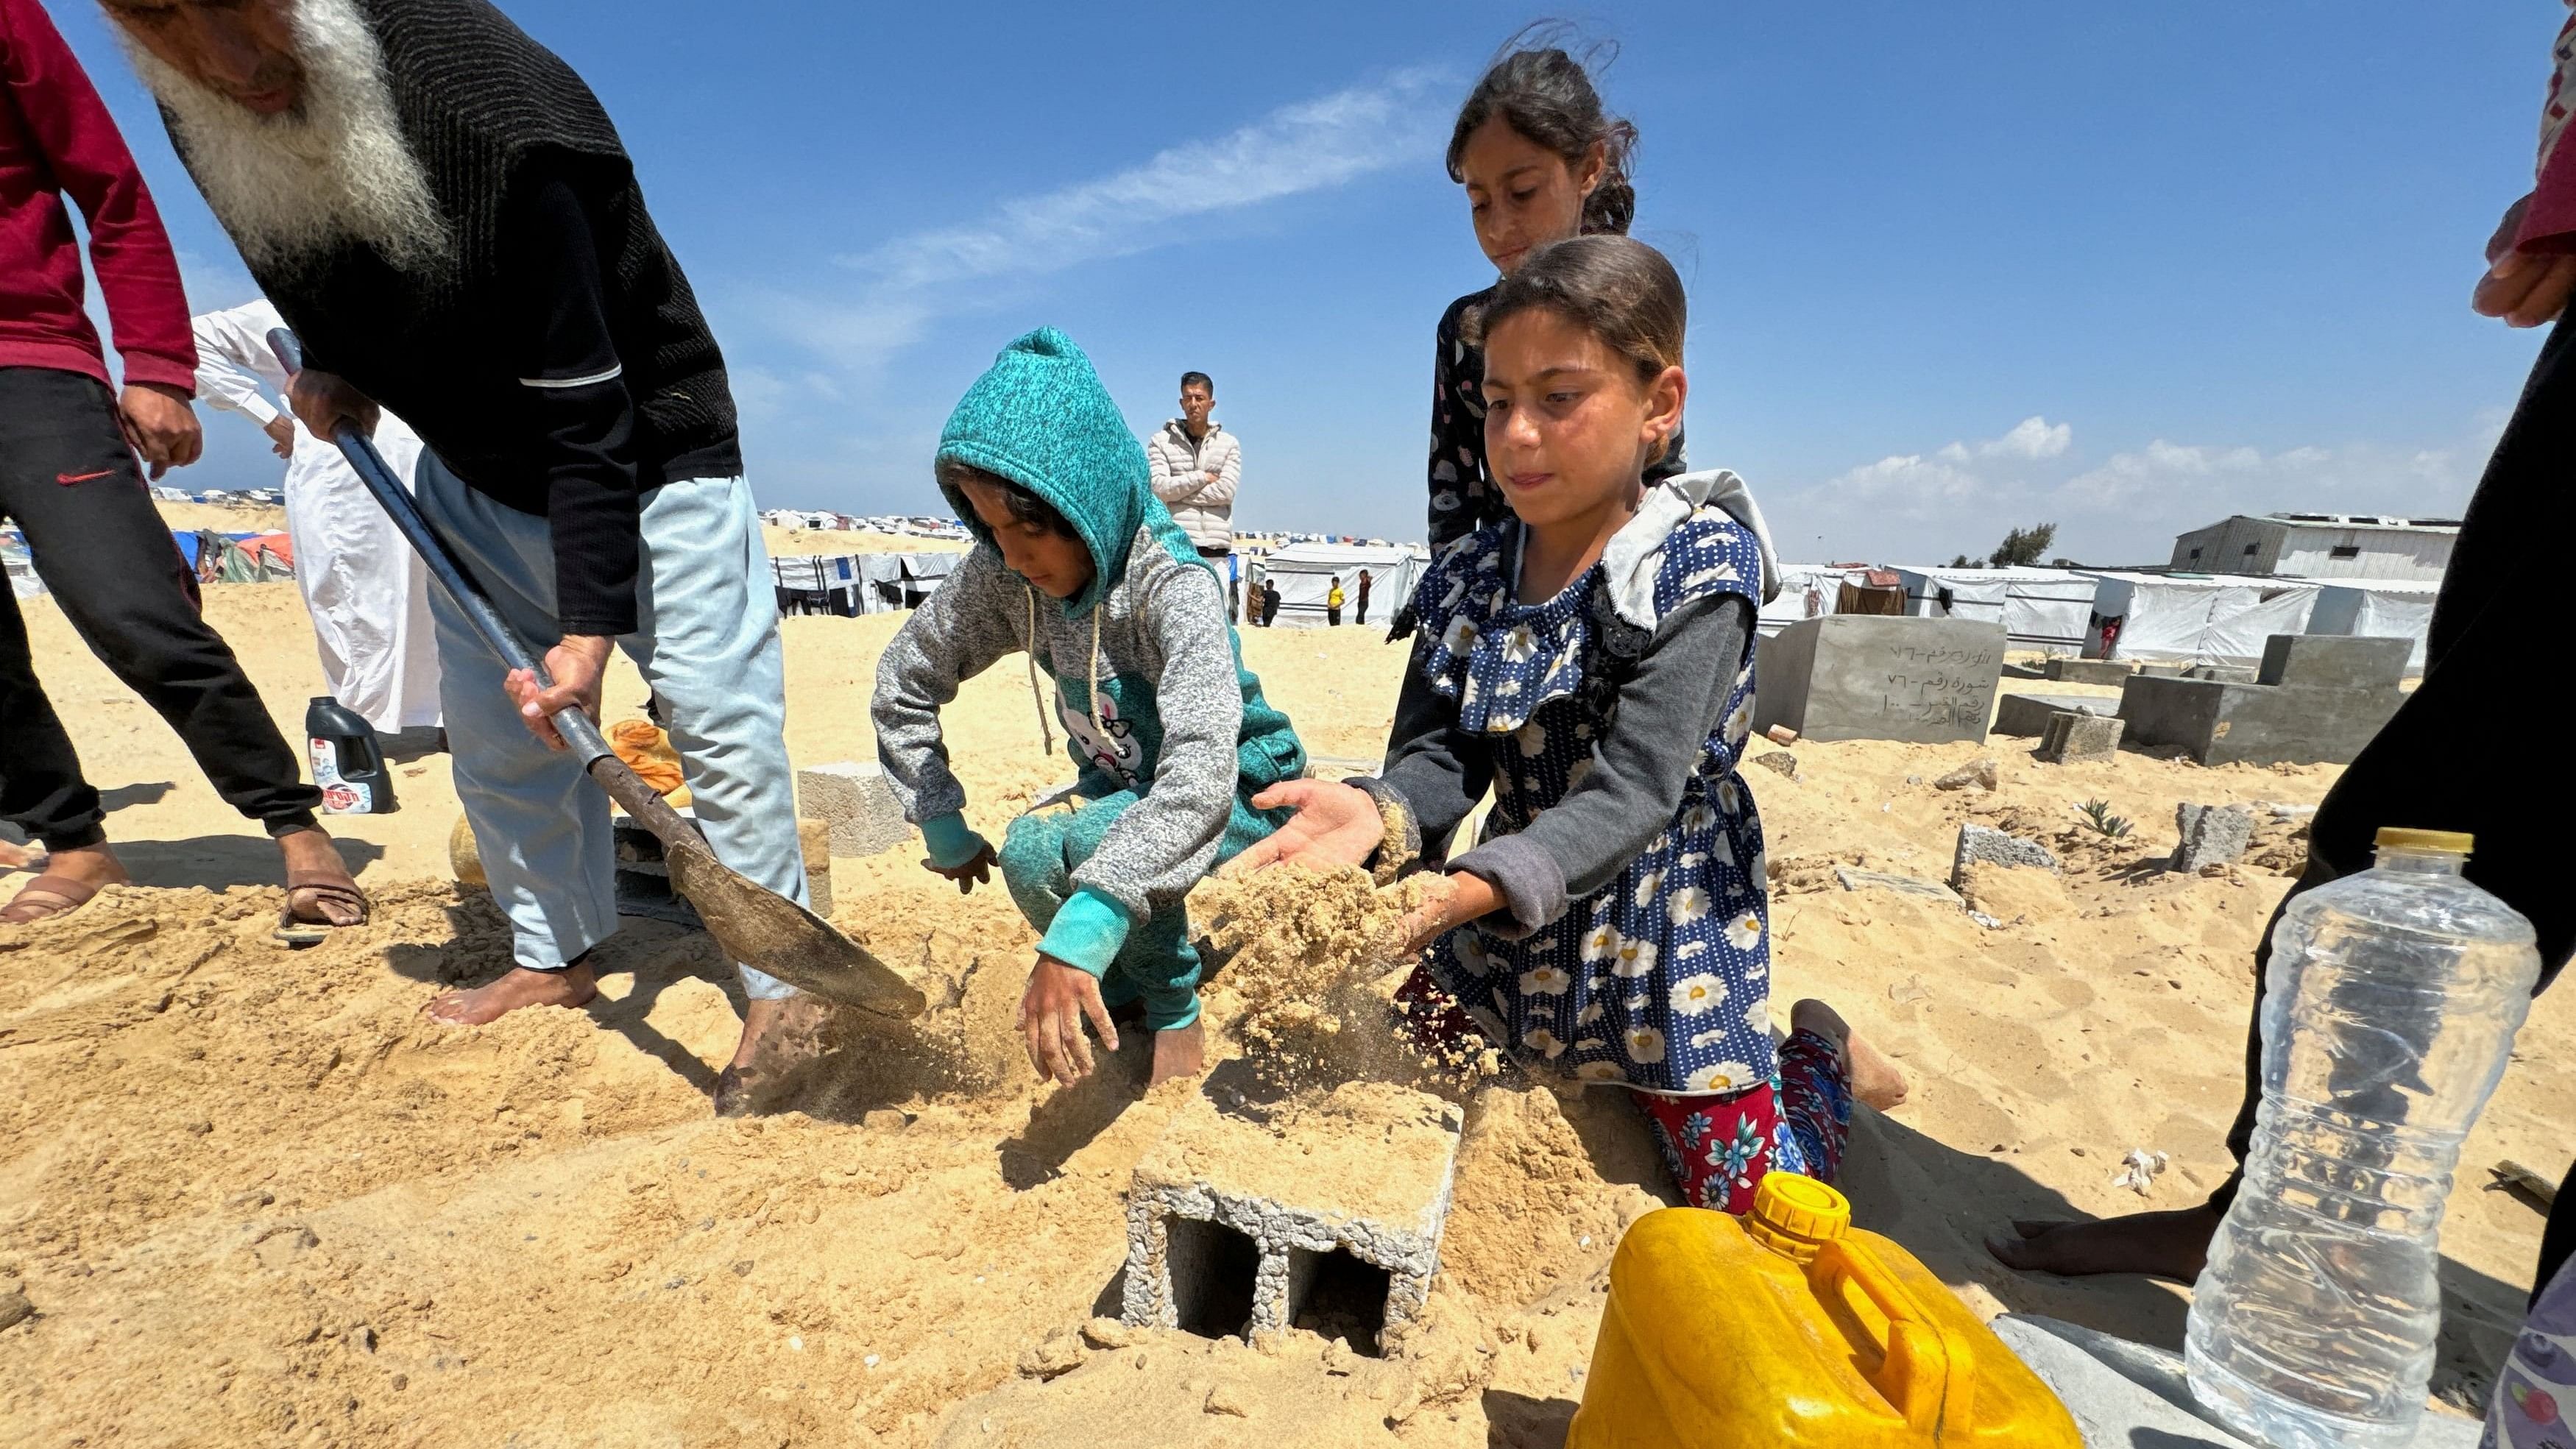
[266,328,924,1018]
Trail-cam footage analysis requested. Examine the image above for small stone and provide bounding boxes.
[0,1290,32,1331]
[1321,1339,1356,1375]
[1934,758,1999,792]
[1205,1383,1253,1417]
[1017,1333,1085,1381]
[1751,751,1799,780]
[1951,823,2059,889]
[185,1118,215,1136]
[225,1188,275,1211]
[1764,724,1800,745]
[1081,1317,1133,1350]
[731,1260,755,1277]
[862,1109,910,1133]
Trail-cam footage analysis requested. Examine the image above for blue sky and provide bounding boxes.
[44,0,2563,564]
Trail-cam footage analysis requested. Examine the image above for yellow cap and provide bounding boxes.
[1744,1173,1852,1263]
[2376,827,2474,854]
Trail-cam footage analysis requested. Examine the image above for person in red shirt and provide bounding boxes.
[0,0,363,932]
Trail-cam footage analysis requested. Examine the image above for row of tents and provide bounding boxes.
[1761,563,2440,670]
[5,529,295,598]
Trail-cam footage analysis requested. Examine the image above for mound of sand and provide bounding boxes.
[1,587,2562,1445]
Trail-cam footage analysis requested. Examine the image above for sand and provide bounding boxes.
[2,582,2567,1447]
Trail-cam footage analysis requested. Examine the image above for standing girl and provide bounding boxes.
[1245,237,1901,1212]
[1424,34,1685,562]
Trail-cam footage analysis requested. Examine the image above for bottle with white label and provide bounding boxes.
[306,696,395,815]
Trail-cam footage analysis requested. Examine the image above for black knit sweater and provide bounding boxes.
[168,0,738,635]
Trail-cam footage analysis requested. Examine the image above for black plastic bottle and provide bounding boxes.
[306,696,396,814]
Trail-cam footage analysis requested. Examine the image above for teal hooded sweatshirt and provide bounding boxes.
[871,328,1306,973]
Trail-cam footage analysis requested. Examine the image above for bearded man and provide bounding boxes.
[104,0,811,1110]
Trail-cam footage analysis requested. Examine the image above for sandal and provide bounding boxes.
[274,870,370,946]
[1,873,105,925]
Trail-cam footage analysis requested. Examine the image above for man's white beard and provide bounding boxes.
[123,0,450,277]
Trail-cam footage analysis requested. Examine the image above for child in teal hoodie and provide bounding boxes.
[873,328,1306,1086]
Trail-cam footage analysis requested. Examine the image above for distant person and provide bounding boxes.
[1145,371,1239,563]
[0,0,361,932]
[1260,579,1281,628]
[1326,575,1345,626]
[1356,569,1374,626]
[1992,5,2576,1295]
[874,328,1306,1088]
[194,298,442,738]
[1404,32,1684,639]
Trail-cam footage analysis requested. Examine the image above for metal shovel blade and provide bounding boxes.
[662,835,926,1018]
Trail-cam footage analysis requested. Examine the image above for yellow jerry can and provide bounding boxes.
[1568,1175,2081,1448]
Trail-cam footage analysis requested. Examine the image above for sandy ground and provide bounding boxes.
[2,582,2565,1448]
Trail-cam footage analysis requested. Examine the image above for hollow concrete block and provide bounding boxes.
[2036,712,2125,763]
[1995,692,2112,737]
[796,761,910,857]
[1122,1085,1463,1350]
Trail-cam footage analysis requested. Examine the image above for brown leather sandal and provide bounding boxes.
[273,871,370,946]
[1,873,105,925]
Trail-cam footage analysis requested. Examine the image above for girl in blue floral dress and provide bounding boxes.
[1242,235,1903,1213]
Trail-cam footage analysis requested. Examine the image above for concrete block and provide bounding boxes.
[2258,633,2409,691]
[2138,662,2188,679]
[796,761,910,857]
[2170,804,2254,872]
[1995,692,2112,737]
[2184,665,2258,684]
[1123,1085,1462,1352]
[2045,658,2133,687]
[798,818,833,916]
[1937,823,2061,890]
[2116,676,2402,768]
[1836,867,1964,906]
[1753,616,2005,745]
[2036,712,2125,763]
[1989,1314,2480,1449]
[1953,823,2059,888]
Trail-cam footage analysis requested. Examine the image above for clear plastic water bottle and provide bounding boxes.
[2187,828,2540,1448]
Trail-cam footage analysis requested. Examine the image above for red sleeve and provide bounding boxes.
[0,0,197,391]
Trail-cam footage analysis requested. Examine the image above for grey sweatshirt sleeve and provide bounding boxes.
[1355,642,1499,868]
[871,548,1033,824]
[1069,565,1245,919]
[1450,594,1754,938]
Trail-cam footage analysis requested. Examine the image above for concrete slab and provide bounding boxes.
[1995,692,2112,737]
[1836,867,1964,906]
[2186,665,2260,684]
[2117,675,2402,767]
[1753,616,2006,745]
[1953,823,2060,888]
[1990,1314,2480,1449]
[1122,1083,1463,1350]
[2260,633,2410,691]
[2045,658,2134,686]
[796,761,911,857]
[2036,712,2125,763]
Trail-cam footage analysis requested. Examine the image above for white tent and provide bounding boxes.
[1891,565,2100,655]
[1760,564,1849,637]
[2082,572,2321,665]
[2304,578,2438,672]
[770,551,966,616]
[1253,542,1424,630]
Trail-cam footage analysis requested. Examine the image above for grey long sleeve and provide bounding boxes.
[871,548,1030,826]
[1372,594,1753,938]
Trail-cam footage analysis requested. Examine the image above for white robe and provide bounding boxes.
[192,299,442,733]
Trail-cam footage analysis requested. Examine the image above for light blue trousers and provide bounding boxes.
[416,453,805,1001]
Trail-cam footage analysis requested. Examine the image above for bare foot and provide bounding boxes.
[1984,1204,2220,1281]
[0,837,42,871]
[1148,1020,1207,1087]
[425,961,597,1025]
[1790,998,1908,1111]
[277,826,365,926]
[712,995,831,1116]
[1,843,129,923]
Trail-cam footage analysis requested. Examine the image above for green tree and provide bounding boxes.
[1947,553,1975,568]
[1989,522,2058,568]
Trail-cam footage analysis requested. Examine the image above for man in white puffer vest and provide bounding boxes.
[1144,371,1239,575]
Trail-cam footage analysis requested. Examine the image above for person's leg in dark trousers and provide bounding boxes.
[1992,309,2576,1284]
[0,369,323,835]
[0,570,106,850]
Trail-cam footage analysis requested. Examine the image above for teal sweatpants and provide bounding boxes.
[999,788,1282,1032]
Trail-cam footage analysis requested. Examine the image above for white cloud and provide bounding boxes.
[1817,452,1991,510]
[1984,415,2073,460]
[763,68,1452,373]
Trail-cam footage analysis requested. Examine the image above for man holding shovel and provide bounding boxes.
[104,0,813,1108]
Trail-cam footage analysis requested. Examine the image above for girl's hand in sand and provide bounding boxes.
[1019,956,1119,1085]
[1387,871,1502,957]
[926,843,994,893]
[1231,779,1381,873]
[2476,193,2576,327]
